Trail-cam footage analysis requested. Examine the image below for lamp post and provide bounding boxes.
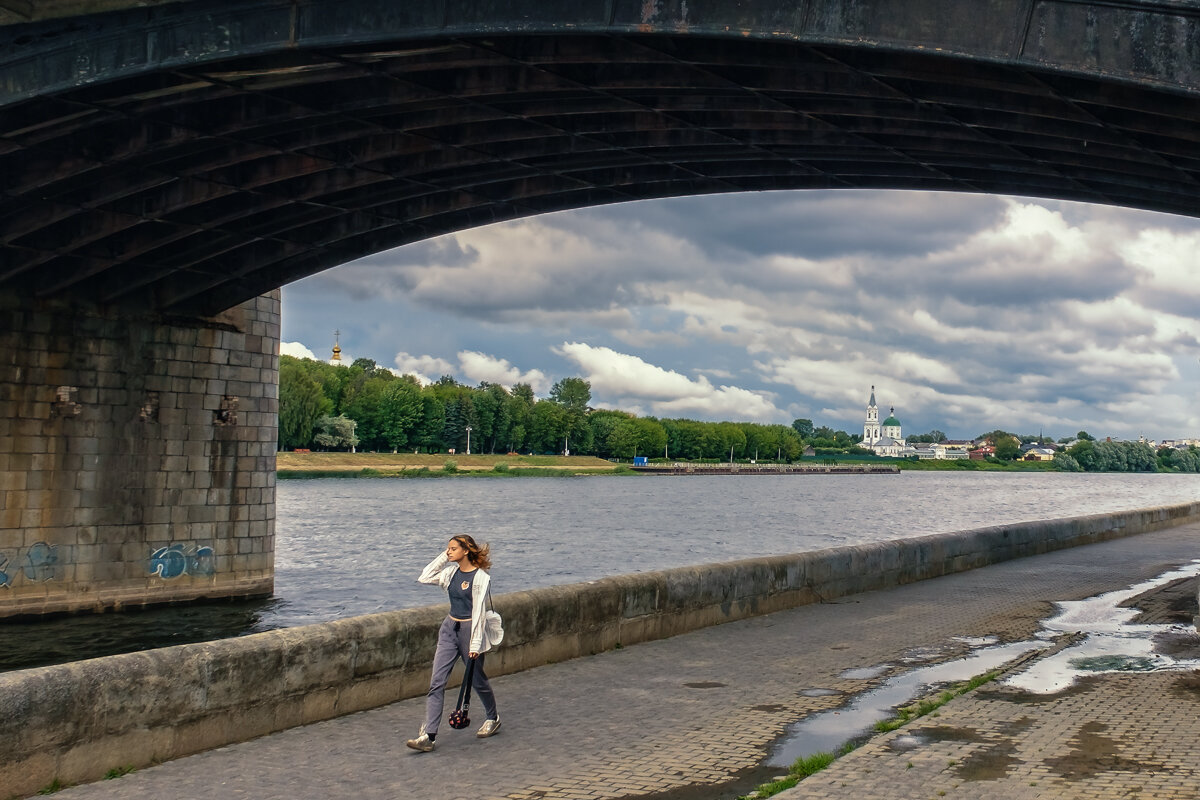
[465,425,472,455]
[563,434,569,457]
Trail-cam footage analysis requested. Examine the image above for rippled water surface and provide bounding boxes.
[270,471,1200,626]
[2,471,1198,670]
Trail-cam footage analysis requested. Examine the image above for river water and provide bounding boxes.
[2,472,1198,671]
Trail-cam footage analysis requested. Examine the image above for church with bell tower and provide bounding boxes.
[863,386,911,456]
[863,386,881,443]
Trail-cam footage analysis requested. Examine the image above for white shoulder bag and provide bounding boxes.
[483,585,504,648]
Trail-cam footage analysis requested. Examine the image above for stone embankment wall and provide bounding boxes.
[2,502,1198,795]
[0,291,278,619]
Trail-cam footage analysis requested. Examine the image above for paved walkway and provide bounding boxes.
[48,524,1200,800]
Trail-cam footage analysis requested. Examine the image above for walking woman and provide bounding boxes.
[406,535,501,752]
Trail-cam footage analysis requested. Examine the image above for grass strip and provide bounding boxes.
[277,465,635,479]
[874,670,999,733]
[740,670,1000,799]
[739,743,855,799]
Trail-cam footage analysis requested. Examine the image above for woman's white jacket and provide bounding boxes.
[418,552,494,654]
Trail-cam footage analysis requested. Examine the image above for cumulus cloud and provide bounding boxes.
[887,200,1134,308]
[282,189,1200,439]
[310,213,699,323]
[1121,228,1200,317]
[393,352,456,385]
[281,341,317,360]
[555,342,784,420]
[458,350,550,393]
[388,350,552,391]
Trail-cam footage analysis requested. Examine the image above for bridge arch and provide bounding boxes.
[1,0,1199,315]
[2,0,1199,618]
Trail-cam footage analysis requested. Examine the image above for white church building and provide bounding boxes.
[862,386,916,458]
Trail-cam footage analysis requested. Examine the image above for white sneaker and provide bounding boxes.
[406,733,435,752]
[476,718,501,738]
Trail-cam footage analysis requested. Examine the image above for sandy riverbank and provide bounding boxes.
[276,452,623,477]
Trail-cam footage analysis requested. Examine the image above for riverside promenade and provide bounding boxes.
[43,522,1200,800]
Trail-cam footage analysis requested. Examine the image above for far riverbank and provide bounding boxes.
[276,451,1062,478]
[276,451,629,478]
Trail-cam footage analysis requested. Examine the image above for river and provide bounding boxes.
[2,472,1198,671]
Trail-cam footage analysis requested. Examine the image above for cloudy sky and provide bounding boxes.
[280,189,1200,442]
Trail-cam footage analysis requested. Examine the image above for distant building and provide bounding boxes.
[862,387,915,457]
[931,442,969,460]
[330,329,343,364]
[1023,447,1057,462]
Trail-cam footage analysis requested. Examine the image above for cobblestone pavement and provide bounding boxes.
[48,524,1200,800]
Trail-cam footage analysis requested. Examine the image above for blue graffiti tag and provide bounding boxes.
[149,545,187,578]
[188,546,216,576]
[149,544,216,579]
[22,542,58,582]
[0,552,10,588]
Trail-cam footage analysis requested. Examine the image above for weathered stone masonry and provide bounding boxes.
[0,291,279,617]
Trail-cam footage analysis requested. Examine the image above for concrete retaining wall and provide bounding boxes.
[0,291,278,619]
[2,501,1198,796]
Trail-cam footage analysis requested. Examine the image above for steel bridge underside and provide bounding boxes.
[2,3,1200,315]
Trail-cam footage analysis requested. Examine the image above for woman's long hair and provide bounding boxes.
[452,535,491,571]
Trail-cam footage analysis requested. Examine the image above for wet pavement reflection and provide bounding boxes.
[768,560,1200,768]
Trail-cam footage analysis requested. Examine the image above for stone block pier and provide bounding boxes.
[0,291,279,618]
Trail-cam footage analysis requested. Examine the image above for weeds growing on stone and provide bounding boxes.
[103,766,135,780]
[874,671,999,733]
[36,779,63,795]
[739,743,857,799]
[740,669,999,799]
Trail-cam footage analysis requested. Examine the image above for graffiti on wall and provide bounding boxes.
[23,542,58,581]
[148,544,216,579]
[0,543,60,587]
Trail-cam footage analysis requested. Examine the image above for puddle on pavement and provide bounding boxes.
[887,733,927,751]
[839,664,891,680]
[768,640,1045,767]
[899,645,951,664]
[1043,721,1164,780]
[767,560,1200,771]
[1005,559,1200,694]
[954,635,1000,648]
[799,687,841,697]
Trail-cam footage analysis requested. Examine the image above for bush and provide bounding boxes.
[443,460,458,474]
[493,462,510,473]
[1053,452,1082,472]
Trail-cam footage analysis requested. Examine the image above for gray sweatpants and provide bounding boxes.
[423,616,498,735]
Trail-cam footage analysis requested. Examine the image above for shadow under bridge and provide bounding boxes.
[2,0,1200,315]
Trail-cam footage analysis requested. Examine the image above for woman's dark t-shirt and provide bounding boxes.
[448,568,476,618]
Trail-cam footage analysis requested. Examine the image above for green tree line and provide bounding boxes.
[279,355,812,460]
[281,355,1200,471]
[977,428,1200,473]
[1052,439,1200,473]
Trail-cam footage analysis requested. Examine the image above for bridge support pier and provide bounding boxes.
[0,291,279,618]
